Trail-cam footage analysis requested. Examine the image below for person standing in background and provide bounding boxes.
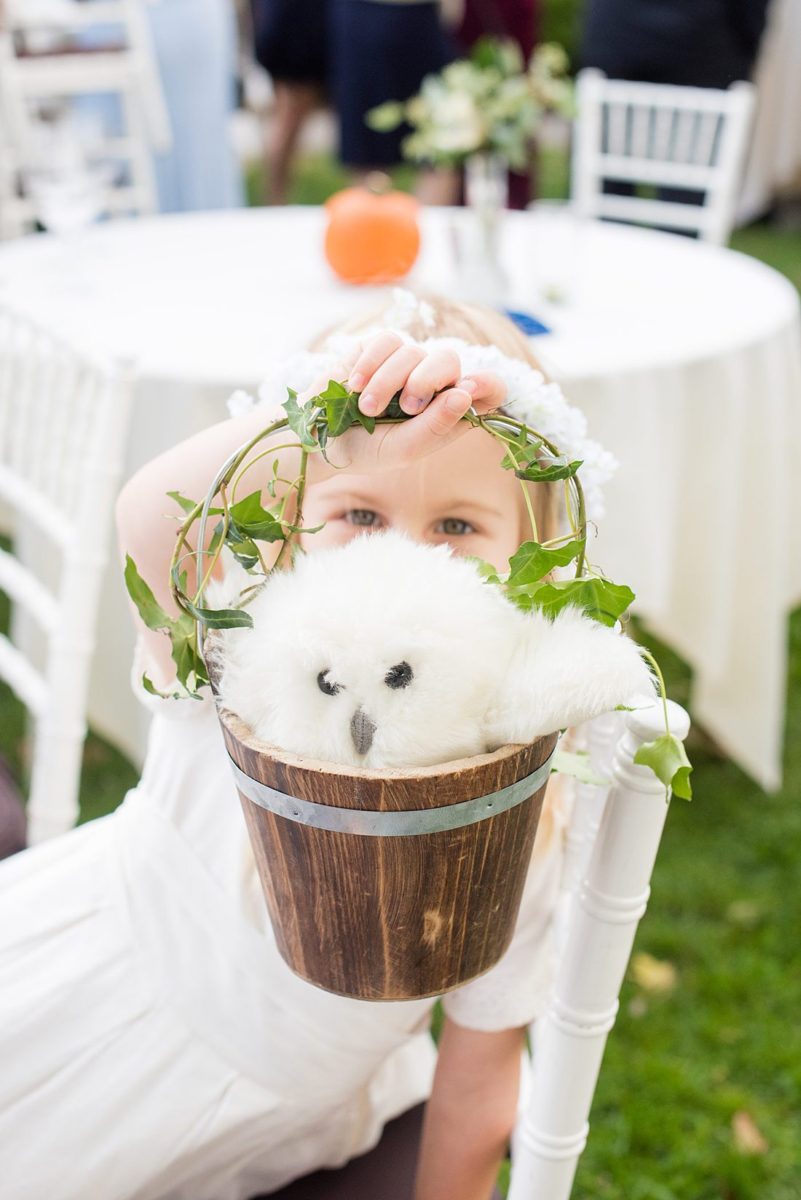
[328,0,459,203]
[581,0,771,217]
[452,0,540,207]
[250,0,327,204]
[72,0,243,213]
[581,0,770,88]
[145,0,243,212]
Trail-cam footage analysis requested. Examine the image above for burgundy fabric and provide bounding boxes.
[455,0,540,209]
[259,1103,504,1200]
[456,0,539,60]
[0,757,26,859]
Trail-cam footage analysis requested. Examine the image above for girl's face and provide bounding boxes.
[300,427,527,571]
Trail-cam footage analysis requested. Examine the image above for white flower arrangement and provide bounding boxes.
[367,38,574,169]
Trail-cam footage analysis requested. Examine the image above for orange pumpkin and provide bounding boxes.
[324,184,421,285]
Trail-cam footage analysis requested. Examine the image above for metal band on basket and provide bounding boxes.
[228,747,557,837]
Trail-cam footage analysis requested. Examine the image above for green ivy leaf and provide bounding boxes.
[169,613,210,691]
[634,734,693,801]
[515,577,635,626]
[282,521,326,536]
[507,539,584,587]
[499,430,542,473]
[319,379,360,438]
[514,457,583,483]
[166,490,197,515]
[354,407,376,434]
[166,491,223,517]
[228,491,285,542]
[382,395,408,421]
[468,556,502,586]
[283,388,318,449]
[124,555,174,632]
[366,100,405,132]
[551,749,610,788]
[224,537,259,570]
[179,595,254,630]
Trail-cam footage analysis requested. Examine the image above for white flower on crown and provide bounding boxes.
[226,389,257,419]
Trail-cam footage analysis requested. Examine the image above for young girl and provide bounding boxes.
[0,296,614,1200]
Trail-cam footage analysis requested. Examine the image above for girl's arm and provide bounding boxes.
[115,405,300,688]
[414,1016,525,1200]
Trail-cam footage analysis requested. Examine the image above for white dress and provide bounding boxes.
[0,660,567,1200]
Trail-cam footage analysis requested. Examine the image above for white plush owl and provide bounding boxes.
[210,532,655,768]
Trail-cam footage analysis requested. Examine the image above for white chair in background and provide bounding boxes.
[572,68,756,244]
[0,307,133,843]
[0,0,170,232]
[0,95,30,240]
[509,699,691,1199]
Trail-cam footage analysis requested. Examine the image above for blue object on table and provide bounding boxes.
[503,308,551,336]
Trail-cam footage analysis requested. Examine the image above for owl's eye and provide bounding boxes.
[384,662,413,690]
[317,671,342,697]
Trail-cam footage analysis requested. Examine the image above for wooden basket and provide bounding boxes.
[215,683,557,1001]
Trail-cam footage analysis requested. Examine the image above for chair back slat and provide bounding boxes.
[509,701,691,1200]
[651,105,674,161]
[0,546,59,634]
[0,633,48,716]
[572,70,756,244]
[0,305,133,841]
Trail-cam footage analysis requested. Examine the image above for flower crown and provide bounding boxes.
[229,291,617,522]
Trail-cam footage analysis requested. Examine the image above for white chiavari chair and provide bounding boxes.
[509,699,691,1199]
[572,68,756,244]
[0,306,133,842]
[0,0,170,231]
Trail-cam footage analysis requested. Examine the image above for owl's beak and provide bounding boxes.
[350,708,376,756]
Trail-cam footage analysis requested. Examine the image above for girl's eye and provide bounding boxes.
[317,671,342,697]
[345,509,384,528]
[437,518,476,537]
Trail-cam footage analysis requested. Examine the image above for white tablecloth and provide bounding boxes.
[1,207,799,789]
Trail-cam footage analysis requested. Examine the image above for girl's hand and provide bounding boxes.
[304,332,508,474]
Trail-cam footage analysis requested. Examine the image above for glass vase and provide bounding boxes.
[458,151,510,306]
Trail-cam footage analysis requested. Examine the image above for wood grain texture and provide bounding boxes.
[209,644,556,1000]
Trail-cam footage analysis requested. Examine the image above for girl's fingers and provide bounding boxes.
[357,343,426,416]
[398,348,462,415]
[347,332,404,394]
[454,370,508,414]
[383,387,474,465]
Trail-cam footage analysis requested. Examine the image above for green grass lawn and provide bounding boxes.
[2,159,800,1197]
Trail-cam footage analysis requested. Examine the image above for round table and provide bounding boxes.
[1,207,799,789]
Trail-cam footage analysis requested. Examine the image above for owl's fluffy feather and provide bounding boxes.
[210,532,654,768]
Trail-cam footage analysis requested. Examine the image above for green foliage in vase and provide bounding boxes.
[367,38,574,169]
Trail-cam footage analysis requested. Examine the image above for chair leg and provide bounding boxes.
[508,701,691,1200]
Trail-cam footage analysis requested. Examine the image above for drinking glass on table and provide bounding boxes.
[526,199,588,307]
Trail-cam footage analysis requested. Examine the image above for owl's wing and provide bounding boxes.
[484,606,655,745]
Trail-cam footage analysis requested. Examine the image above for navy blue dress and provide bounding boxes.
[581,0,769,88]
[329,1,454,168]
[251,0,327,84]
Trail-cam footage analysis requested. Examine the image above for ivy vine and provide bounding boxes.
[124,382,692,800]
